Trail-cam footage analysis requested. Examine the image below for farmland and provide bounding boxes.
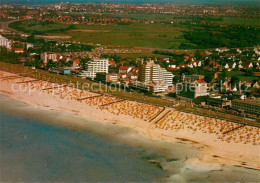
[8,15,260,49]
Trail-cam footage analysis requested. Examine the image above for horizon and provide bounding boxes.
[1,0,259,6]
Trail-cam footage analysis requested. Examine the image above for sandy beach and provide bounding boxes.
[0,70,259,172]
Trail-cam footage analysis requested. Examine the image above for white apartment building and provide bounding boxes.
[194,80,208,98]
[41,52,59,63]
[162,68,174,86]
[78,58,109,79]
[136,60,174,93]
[0,35,11,50]
[176,79,208,99]
[138,60,174,85]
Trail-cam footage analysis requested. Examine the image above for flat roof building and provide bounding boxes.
[231,99,260,115]
[0,35,11,50]
[132,81,169,93]
[176,80,208,99]
[79,58,109,79]
[41,52,59,63]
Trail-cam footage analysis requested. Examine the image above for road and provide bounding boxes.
[0,20,20,32]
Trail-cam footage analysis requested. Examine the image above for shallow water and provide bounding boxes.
[0,111,167,182]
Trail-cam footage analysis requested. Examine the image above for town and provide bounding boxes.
[0,2,259,131]
[1,29,259,121]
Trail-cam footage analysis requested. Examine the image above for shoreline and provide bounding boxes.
[0,94,200,182]
[2,95,260,182]
[0,70,259,173]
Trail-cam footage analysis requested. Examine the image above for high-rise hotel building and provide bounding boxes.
[134,60,174,93]
[138,60,174,85]
[78,58,109,79]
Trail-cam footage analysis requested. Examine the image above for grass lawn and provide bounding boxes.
[61,23,187,49]
[226,70,258,81]
[10,20,187,49]
[9,20,73,33]
[106,52,168,59]
[220,17,260,27]
[26,23,71,32]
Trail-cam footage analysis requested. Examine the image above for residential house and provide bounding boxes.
[167,65,178,71]
[187,62,194,68]
[224,63,229,69]
[181,74,204,83]
[96,73,118,83]
[106,74,118,83]
[119,66,132,74]
[209,61,219,68]
[231,85,238,92]
[238,63,243,69]
[108,60,116,66]
[196,61,202,67]
[243,62,253,69]
[223,81,231,91]
[252,81,260,89]
[244,81,252,88]
[231,62,236,69]
[72,58,80,69]
[26,43,34,50]
[13,48,25,54]
[253,62,259,69]
[128,67,138,80]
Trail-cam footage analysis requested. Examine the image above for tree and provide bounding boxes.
[80,58,91,69]
[220,70,228,80]
[46,59,54,70]
[34,59,43,68]
[173,75,181,83]
[195,50,202,60]
[230,75,240,85]
[24,59,33,66]
[168,92,177,98]
[204,72,214,83]
[244,70,254,77]
[194,96,209,105]
[66,60,73,67]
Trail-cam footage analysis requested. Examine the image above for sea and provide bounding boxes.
[0,94,259,182]
[0,110,168,182]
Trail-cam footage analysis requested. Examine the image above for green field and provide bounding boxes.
[10,20,187,49]
[226,70,258,81]
[9,20,74,34]
[9,15,260,49]
[74,13,260,26]
[106,52,168,59]
[65,23,187,49]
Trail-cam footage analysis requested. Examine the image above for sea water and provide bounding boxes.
[0,111,167,182]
